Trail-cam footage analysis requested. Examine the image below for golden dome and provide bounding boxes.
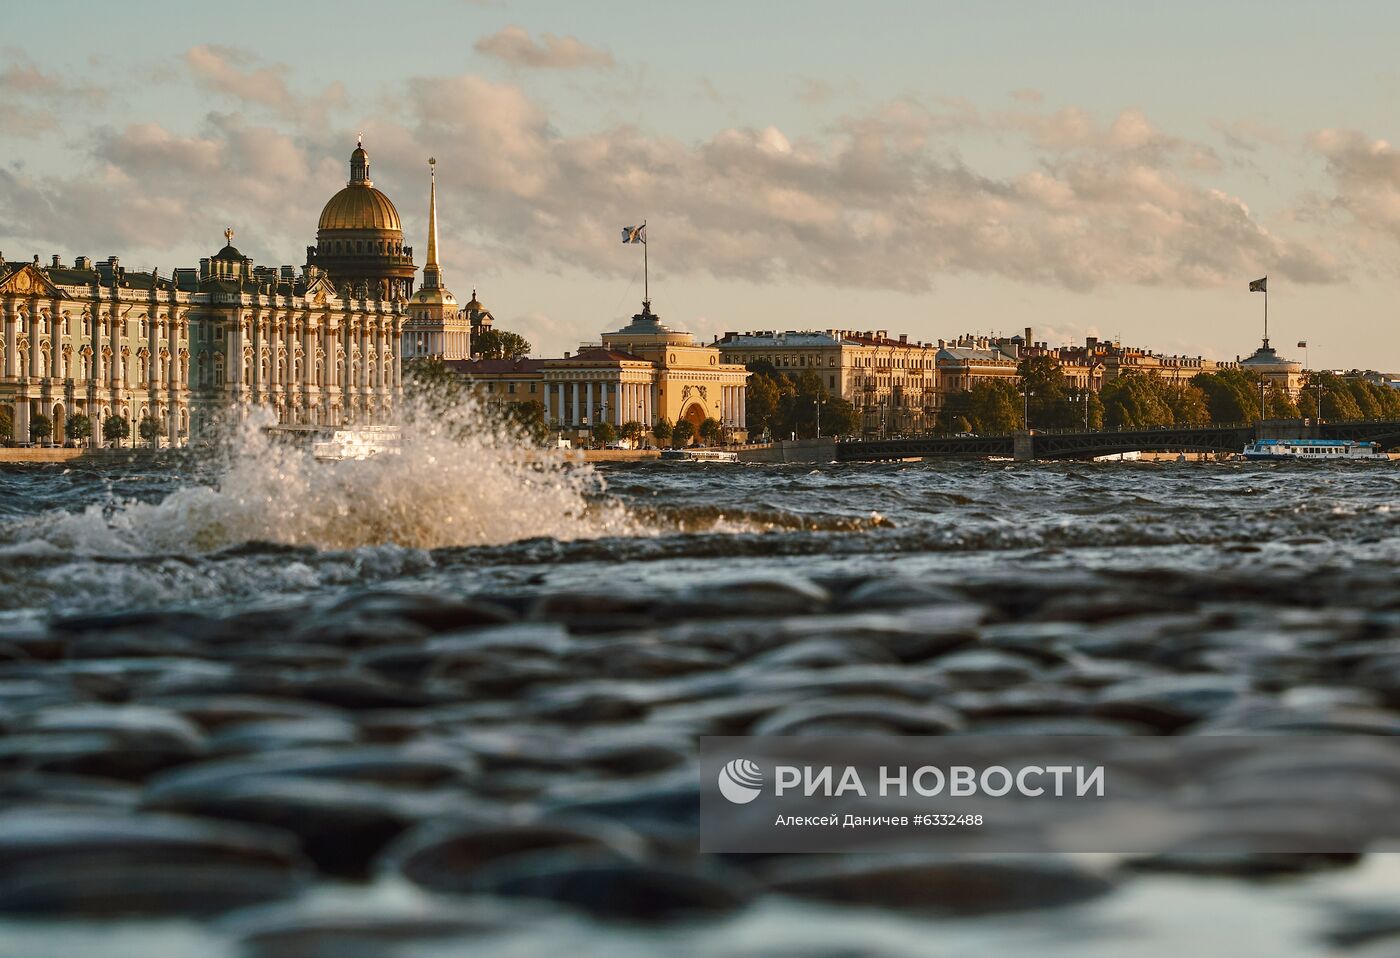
[317,141,403,233]
[318,185,403,232]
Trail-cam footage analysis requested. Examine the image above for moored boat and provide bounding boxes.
[312,426,402,461]
[659,449,739,463]
[1242,438,1387,462]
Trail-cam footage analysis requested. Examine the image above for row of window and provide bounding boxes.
[729,353,938,370]
[320,239,404,256]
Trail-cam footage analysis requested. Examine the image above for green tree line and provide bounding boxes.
[935,358,1400,434]
[744,362,859,439]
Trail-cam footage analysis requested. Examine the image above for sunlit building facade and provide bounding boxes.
[0,142,408,445]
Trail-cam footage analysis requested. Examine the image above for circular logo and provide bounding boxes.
[717,758,764,804]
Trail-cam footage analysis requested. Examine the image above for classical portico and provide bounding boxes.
[448,301,748,442]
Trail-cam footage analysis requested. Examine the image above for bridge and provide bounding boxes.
[833,418,1400,462]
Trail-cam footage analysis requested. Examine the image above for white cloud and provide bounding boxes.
[474,26,614,71]
[184,45,345,124]
[0,66,1349,296]
[0,50,107,137]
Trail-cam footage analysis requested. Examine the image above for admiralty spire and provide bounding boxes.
[404,157,471,361]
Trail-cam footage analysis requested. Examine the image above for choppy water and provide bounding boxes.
[1,415,1398,957]
[0,441,1395,621]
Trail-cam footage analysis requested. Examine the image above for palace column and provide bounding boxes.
[51,302,64,380]
[3,298,16,377]
[376,321,387,390]
[252,311,264,398]
[269,314,280,391]
[89,309,101,391]
[570,382,580,426]
[302,315,314,415]
[230,318,244,391]
[148,314,161,397]
[739,384,746,429]
[108,309,121,396]
[28,297,43,379]
[585,381,595,426]
[393,316,404,394]
[615,382,624,426]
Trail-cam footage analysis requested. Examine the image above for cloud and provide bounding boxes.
[0,71,1344,297]
[375,79,1337,292]
[0,50,107,137]
[184,45,345,124]
[1305,128,1400,253]
[474,26,614,70]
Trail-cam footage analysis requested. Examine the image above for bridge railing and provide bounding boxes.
[840,415,1400,444]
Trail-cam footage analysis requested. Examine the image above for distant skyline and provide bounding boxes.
[3,0,1400,368]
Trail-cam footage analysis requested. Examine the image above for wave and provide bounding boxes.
[0,397,646,557]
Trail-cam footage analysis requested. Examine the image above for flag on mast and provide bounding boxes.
[621,225,647,244]
[1249,277,1267,292]
[1297,340,1308,348]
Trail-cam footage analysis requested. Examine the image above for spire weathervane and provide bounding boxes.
[423,156,442,289]
[224,227,234,246]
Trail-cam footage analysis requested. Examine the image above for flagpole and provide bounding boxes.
[643,219,648,306]
[1264,278,1268,345]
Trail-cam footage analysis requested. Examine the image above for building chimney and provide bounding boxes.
[899,333,908,343]
[1024,327,1033,345]
[75,256,91,270]
[50,254,61,268]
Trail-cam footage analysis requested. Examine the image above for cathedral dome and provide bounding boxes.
[307,139,417,300]
[318,184,403,232]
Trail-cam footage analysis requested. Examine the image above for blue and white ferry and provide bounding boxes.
[1242,438,1388,462]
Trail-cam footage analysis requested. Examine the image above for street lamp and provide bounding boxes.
[814,395,826,438]
[1022,384,1034,430]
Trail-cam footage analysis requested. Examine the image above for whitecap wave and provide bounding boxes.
[5,395,646,557]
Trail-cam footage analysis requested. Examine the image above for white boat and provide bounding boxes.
[312,426,402,461]
[1094,451,1142,462]
[659,449,739,463]
[1242,438,1388,462]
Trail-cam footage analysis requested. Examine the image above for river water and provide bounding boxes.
[0,417,1398,956]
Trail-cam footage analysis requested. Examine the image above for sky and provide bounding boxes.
[3,0,1400,369]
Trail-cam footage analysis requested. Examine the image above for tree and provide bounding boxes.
[671,419,694,447]
[698,417,722,445]
[1192,370,1262,423]
[66,413,92,444]
[103,415,130,446]
[1099,374,1174,429]
[1165,384,1211,426]
[820,397,860,436]
[592,421,617,446]
[745,372,784,436]
[504,400,548,444]
[1017,356,1080,429]
[620,420,645,446]
[139,416,162,448]
[29,414,52,444]
[651,416,673,444]
[938,380,1021,434]
[473,329,532,360]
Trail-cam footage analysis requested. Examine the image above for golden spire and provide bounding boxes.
[423,157,442,290]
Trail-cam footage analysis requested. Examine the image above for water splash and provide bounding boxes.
[6,396,644,557]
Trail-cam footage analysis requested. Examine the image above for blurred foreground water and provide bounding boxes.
[0,420,1397,957]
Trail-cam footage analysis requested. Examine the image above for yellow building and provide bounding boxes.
[448,301,749,439]
[715,328,941,433]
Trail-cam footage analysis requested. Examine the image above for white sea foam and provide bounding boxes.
[9,395,645,557]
